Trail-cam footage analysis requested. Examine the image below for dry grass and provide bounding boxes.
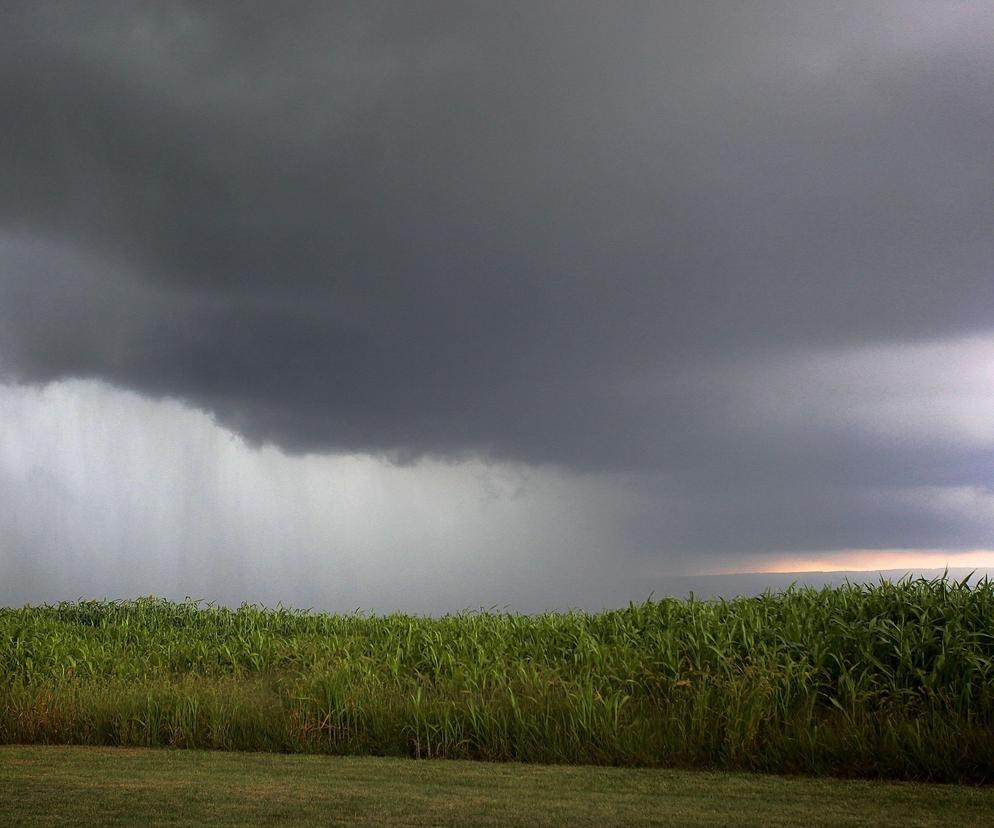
[3,745,994,827]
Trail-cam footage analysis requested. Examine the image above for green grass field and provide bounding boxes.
[3,576,994,780]
[2,746,993,827]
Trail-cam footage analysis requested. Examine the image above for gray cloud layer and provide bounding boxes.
[1,2,993,580]
[0,380,989,611]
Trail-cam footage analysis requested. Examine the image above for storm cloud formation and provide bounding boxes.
[1,2,993,604]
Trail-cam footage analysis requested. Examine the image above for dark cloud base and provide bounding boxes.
[2,2,993,569]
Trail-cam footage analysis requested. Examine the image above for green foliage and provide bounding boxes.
[2,575,993,780]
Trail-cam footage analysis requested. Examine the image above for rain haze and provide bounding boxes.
[1,2,992,612]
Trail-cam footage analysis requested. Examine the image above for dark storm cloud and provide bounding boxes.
[2,2,993,486]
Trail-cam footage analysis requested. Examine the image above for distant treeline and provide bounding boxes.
[2,576,993,781]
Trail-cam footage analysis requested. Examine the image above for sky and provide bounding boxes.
[1,2,993,611]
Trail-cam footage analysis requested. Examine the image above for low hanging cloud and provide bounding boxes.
[1,2,993,606]
[1,333,991,611]
[0,380,656,612]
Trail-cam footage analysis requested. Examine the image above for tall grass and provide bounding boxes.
[2,575,993,780]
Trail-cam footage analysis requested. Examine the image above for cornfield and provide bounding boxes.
[2,575,993,781]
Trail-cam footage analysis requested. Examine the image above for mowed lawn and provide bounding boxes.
[1,746,992,827]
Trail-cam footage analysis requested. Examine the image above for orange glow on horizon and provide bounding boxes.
[710,549,994,576]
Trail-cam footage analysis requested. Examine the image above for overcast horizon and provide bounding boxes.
[2,2,993,612]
